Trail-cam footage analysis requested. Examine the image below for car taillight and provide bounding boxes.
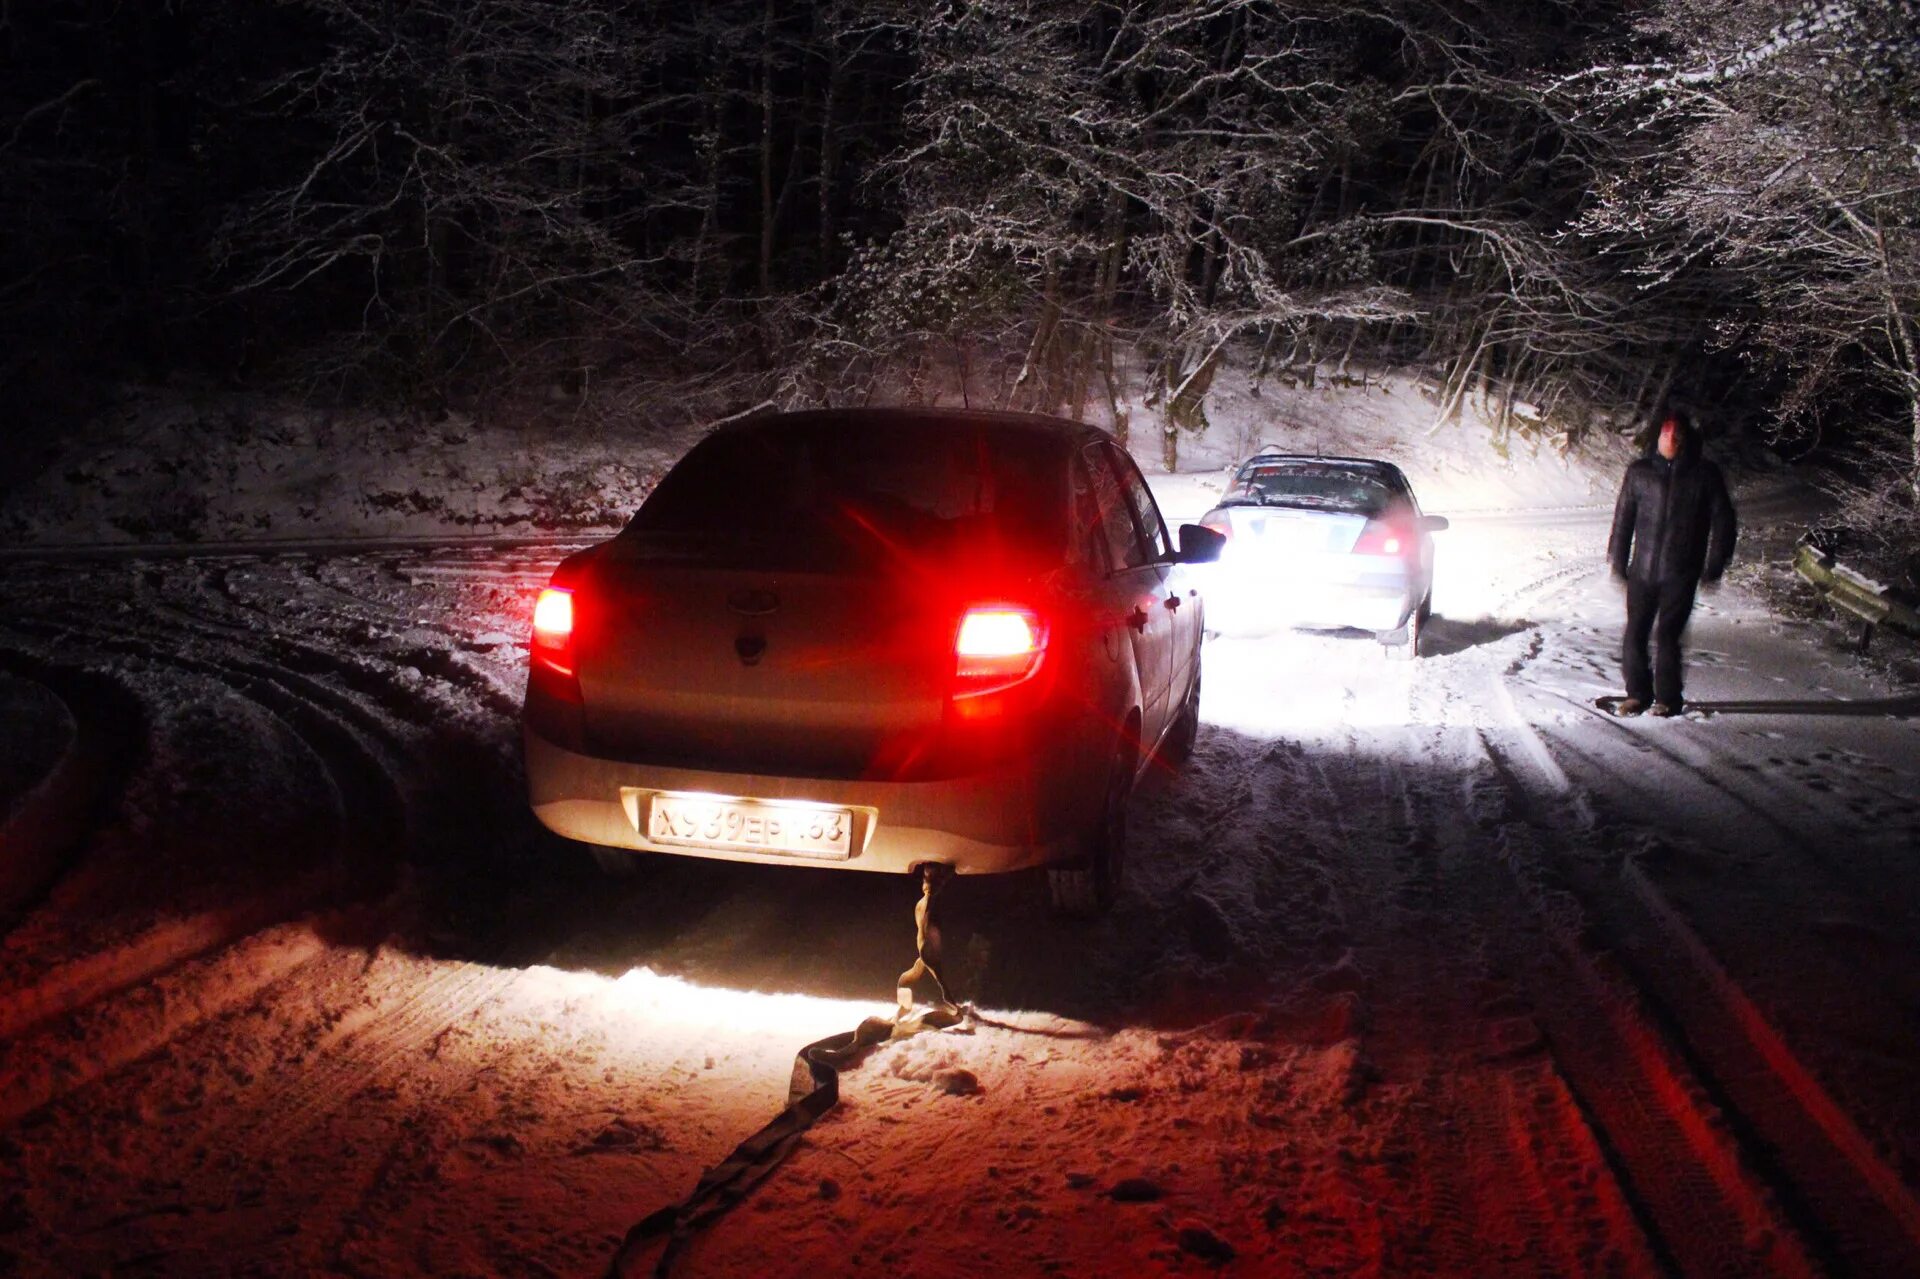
[1200,511,1233,540]
[532,587,574,665]
[529,585,582,702]
[1353,521,1411,557]
[954,605,1048,698]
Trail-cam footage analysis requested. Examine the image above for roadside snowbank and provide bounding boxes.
[1,390,689,546]
[0,673,72,820]
[2,361,1636,548]
[1115,365,1635,524]
[0,663,342,1004]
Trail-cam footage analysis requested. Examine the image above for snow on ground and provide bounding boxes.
[2,356,1640,552]
[2,374,1917,1276]
[1,388,691,546]
[1123,364,1637,527]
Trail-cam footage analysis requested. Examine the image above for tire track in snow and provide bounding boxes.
[145,561,525,727]
[1532,692,1920,940]
[0,916,347,1129]
[1496,561,1605,619]
[1478,693,1920,1274]
[1527,719,1920,1033]
[1142,626,1677,1268]
[0,604,410,1047]
[209,559,532,718]
[1470,525,1920,1272]
[1465,598,1823,1272]
[1277,707,1668,1275]
[230,960,526,1152]
[1615,857,1920,1262]
[1465,729,1826,1278]
[0,659,133,931]
[1366,726,1517,1275]
[0,546,552,1093]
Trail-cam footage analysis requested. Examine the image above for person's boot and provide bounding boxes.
[1649,700,1681,717]
[1614,697,1646,716]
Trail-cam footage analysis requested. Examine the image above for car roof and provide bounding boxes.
[713,406,1106,445]
[1237,452,1411,482]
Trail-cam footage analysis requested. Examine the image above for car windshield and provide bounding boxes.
[1223,463,1405,516]
[623,418,1070,574]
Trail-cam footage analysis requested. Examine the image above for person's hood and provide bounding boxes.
[1644,421,1704,464]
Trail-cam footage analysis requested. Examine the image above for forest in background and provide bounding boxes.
[2,1,1915,566]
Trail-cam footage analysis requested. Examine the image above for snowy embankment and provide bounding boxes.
[0,672,85,918]
[1,391,685,547]
[2,361,1638,550]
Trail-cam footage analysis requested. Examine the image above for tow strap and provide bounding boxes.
[607,865,967,1279]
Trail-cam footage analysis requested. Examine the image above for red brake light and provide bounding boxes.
[958,609,1038,660]
[1353,521,1411,557]
[531,585,577,684]
[533,586,573,648]
[954,605,1048,697]
[1200,511,1233,540]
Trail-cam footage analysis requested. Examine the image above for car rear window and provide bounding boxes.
[624,418,1071,573]
[1226,463,1406,515]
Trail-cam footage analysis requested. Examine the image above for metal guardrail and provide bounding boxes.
[1793,541,1920,649]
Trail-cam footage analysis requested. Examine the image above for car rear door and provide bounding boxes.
[1109,443,1199,693]
[1086,441,1174,752]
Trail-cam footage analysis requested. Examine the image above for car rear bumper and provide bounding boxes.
[524,724,1097,874]
[1204,562,1418,634]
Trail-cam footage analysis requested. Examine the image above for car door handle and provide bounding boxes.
[1163,595,1180,611]
[1128,605,1151,631]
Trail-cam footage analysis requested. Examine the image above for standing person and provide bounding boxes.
[1606,408,1738,716]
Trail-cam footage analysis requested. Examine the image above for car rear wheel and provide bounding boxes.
[1047,739,1134,918]
[1380,595,1429,661]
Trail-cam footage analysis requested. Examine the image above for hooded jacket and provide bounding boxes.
[1607,426,1737,585]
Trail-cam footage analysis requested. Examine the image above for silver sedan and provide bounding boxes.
[522,409,1222,914]
[1196,453,1447,658]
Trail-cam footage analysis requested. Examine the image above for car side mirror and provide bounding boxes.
[1176,523,1226,564]
[1419,515,1450,533]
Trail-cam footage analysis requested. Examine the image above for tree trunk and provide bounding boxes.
[1429,322,1490,434]
[1163,341,1223,470]
[757,0,776,298]
[817,16,843,274]
[1010,263,1061,411]
[1100,333,1128,443]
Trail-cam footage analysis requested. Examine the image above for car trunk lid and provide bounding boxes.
[573,545,963,778]
[1218,505,1370,556]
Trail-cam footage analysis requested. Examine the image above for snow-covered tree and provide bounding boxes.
[819,0,1417,463]
[213,0,694,398]
[1565,1,1919,515]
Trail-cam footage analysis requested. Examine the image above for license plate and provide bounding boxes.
[1259,518,1318,550]
[645,793,854,860]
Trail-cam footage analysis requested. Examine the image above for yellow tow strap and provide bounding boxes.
[607,866,966,1279]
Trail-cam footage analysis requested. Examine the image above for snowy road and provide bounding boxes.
[2,493,1918,1277]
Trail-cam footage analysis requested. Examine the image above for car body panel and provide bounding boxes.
[525,721,1102,873]
[573,556,955,778]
